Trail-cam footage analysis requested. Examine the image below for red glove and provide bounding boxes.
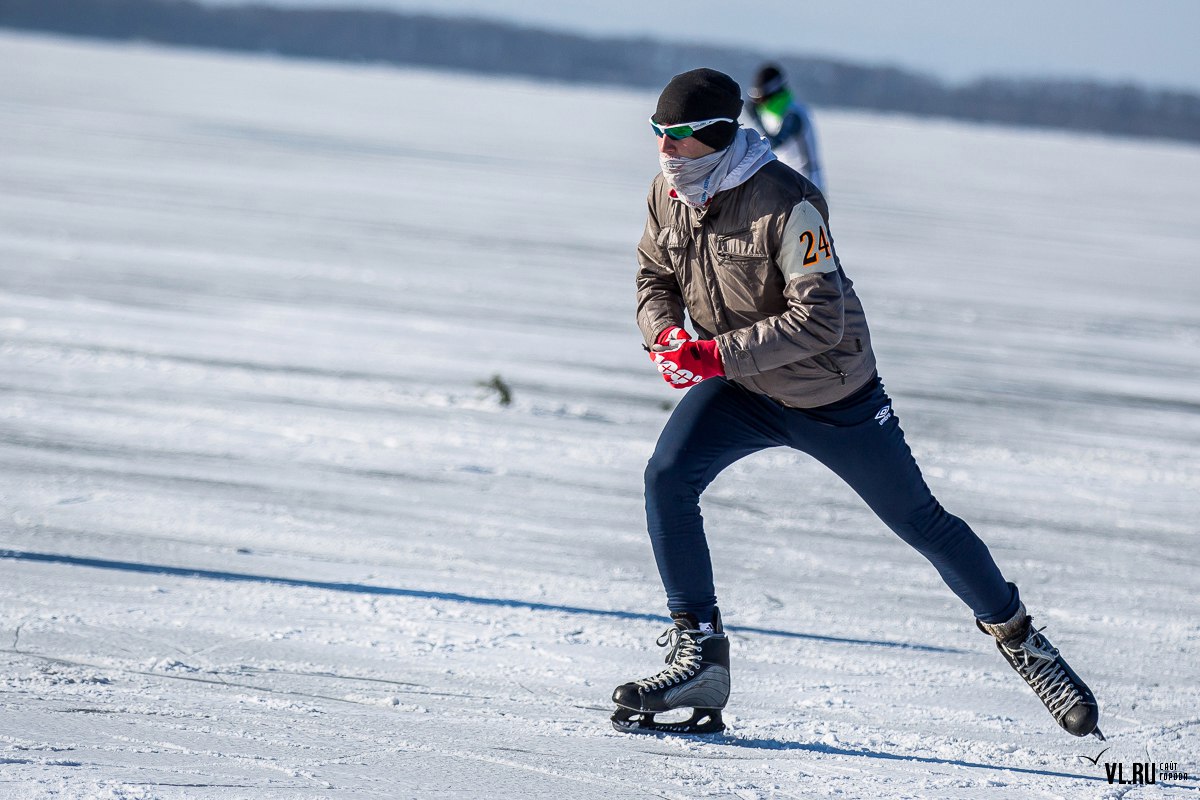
[655,325,692,348]
[650,328,724,389]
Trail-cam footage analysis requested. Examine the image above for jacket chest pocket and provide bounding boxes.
[715,231,773,293]
[657,225,692,272]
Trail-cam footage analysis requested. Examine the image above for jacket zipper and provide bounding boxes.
[814,354,848,385]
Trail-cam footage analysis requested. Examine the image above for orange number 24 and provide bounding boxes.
[799,226,833,266]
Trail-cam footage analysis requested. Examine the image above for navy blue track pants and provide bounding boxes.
[644,375,1019,624]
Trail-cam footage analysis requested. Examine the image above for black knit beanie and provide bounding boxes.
[750,63,788,101]
[653,68,743,150]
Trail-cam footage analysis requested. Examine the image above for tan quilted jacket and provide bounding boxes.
[636,160,876,409]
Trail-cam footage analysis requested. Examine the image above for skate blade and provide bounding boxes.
[611,707,725,736]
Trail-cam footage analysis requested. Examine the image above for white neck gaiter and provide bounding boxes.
[658,128,776,209]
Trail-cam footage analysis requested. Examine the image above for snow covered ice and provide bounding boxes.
[1,31,1199,799]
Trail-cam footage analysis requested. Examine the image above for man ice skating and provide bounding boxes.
[610,68,1103,739]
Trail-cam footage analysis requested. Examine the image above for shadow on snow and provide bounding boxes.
[0,549,962,654]
[716,737,1107,784]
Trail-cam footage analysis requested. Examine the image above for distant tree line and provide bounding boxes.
[3,0,1198,144]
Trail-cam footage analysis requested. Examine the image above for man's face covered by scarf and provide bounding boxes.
[659,129,776,209]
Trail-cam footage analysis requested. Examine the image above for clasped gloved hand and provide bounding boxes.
[649,326,725,388]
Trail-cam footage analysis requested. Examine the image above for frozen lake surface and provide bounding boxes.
[1,32,1198,799]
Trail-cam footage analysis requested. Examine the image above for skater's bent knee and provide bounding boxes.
[645,451,680,485]
[645,452,701,497]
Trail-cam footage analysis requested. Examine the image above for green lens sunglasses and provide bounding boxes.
[650,116,736,140]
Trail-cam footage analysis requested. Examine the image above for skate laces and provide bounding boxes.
[1002,626,1083,720]
[632,626,703,692]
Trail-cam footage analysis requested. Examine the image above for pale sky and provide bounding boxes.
[205,0,1200,93]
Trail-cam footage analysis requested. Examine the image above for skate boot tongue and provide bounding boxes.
[671,609,723,635]
[671,612,701,632]
[977,604,1031,643]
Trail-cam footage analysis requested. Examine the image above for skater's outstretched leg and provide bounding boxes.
[787,381,1103,738]
[785,381,1018,622]
[612,609,730,735]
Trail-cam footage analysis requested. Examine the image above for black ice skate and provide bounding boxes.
[979,604,1104,740]
[611,610,730,735]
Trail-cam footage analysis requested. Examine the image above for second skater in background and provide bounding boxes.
[747,62,826,194]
